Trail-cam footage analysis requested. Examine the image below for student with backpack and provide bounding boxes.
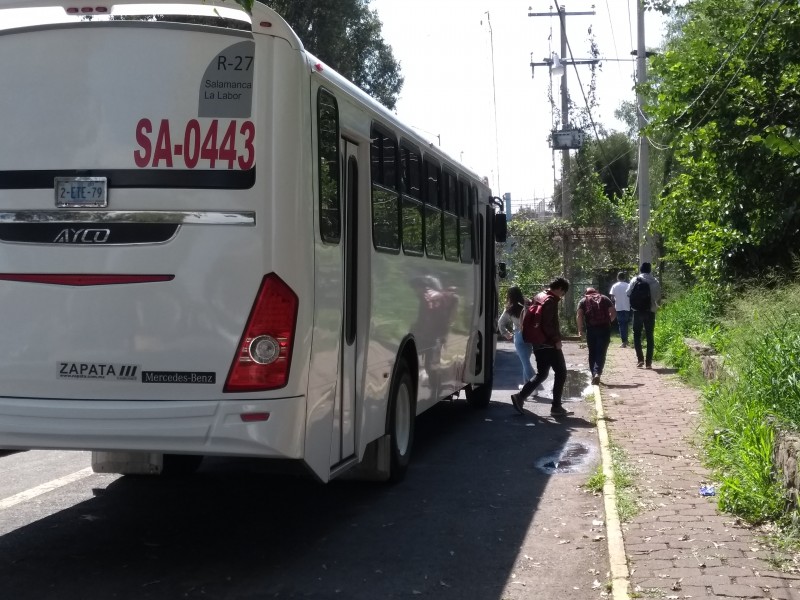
[576,287,616,385]
[626,262,662,368]
[512,277,572,418]
[609,271,631,347]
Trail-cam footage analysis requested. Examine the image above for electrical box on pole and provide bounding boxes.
[550,129,586,150]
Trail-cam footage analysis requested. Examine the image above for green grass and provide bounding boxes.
[611,443,640,522]
[583,444,640,521]
[653,275,800,527]
[585,467,605,494]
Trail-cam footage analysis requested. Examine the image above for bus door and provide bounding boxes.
[331,139,360,466]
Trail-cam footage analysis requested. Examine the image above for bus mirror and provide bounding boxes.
[494,213,507,242]
[498,262,507,279]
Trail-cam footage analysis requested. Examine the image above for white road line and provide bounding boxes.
[0,467,94,511]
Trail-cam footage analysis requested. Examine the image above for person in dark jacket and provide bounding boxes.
[511,276,571,417]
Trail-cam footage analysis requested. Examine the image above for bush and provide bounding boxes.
[654,278,800,524]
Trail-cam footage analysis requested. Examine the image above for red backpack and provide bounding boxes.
[583,292,611,327]
[521,293,547,344]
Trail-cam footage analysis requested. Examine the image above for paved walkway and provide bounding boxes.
[598,343,800,599]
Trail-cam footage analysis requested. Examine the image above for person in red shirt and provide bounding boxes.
[511,277,571,417]
[576,287,616,385]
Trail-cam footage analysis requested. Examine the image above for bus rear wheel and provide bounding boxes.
[388,360,416,482]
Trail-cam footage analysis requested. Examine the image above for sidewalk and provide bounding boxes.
[598,343,800,599]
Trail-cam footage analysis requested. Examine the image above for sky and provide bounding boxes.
[370,0,668,212]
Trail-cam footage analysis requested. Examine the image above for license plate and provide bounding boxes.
[55,177,108,208]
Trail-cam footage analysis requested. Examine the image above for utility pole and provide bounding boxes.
[529,3,595,316]
[529,4,594,219]
[636,0,652,265]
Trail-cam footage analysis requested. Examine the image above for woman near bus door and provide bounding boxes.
[498,286,536,388]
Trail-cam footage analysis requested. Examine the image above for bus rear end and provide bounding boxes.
[0,1,316,474]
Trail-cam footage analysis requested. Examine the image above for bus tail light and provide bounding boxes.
[224,274,298,393]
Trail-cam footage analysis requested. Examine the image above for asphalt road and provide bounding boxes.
[0,341,610,600]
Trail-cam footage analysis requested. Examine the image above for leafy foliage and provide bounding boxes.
[646,0,800,284]
[259,0,403,109]
[654,272,800,525]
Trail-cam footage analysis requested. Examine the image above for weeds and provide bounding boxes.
[611,443,640,522]
[585,467,605,494]
[655,276,800,528]
[584,444,641,521]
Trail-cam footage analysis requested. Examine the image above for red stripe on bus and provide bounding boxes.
[0,274,174,286]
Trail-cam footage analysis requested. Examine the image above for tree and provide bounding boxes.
[645,0,800,283]
[260,0,404,110]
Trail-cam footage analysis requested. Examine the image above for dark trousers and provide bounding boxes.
[519,346,567,407]
[616,310,631,344]
[586,325,611,376]
[632,310,656,364]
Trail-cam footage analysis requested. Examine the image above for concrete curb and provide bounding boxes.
[593,383,630,600]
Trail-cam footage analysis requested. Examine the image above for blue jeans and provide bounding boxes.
[586,325,611,376]
[616,310,631,345]
[633,310,656,365]
[513,330,535,383]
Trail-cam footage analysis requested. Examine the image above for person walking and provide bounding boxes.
[498,286,536,388]
[609,271,631,347]
[511,277,572,418]
[576,287,616,385]
[627,262,662,368]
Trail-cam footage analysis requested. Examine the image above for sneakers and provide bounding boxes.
[511,393,525,415]
[637,361,644,368]
[645,363,652,369]
[550,405,573,417]
[591,374,600,385]
[620,342,628,348]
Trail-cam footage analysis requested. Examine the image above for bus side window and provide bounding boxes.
[423,158,442,259]
[370,125,400,252]
[401,145,423,256]
[443,169,459,262]
[317,89,340,244]
[460,182,474,263]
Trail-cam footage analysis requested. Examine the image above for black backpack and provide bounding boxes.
[629,276,651,312]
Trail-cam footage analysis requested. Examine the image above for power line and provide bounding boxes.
[553,0,624,194]
[672,0,772,125]
[604,0,625,81]
[484,12,501,193]
[691,0,786,131]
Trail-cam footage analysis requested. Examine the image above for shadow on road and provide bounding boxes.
[0,346,600,600]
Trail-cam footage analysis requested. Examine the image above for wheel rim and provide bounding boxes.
[395,381,412,456]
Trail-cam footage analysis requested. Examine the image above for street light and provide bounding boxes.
[550,52,565,77]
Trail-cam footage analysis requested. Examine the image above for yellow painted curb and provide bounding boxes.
[594,384,630,600]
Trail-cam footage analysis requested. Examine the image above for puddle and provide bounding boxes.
[564,369,592,401]
[535,442,597,474]
[526,369,593,403]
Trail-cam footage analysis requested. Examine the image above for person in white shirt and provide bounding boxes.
[608,271,631,348]
[498,285,535,387]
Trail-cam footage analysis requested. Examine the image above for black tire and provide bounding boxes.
[161,454,204,476]
[387,361,416,483]
[465,376,493,409]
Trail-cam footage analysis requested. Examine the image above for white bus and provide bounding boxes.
[0,0,505,482]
